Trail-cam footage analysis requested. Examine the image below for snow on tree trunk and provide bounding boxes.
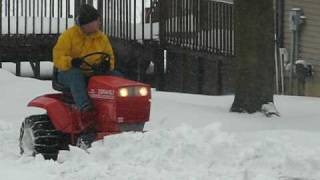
[230,0,277,114]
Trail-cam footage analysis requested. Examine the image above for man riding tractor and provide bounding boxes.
[53,4,116,112]
[19,4,151,160]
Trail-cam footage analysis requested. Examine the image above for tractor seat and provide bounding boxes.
[52,68,74,104]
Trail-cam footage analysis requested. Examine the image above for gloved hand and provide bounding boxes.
[71,58,83,68]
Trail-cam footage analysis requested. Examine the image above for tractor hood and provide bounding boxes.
[87,76,151,100]
[89,76,149,89]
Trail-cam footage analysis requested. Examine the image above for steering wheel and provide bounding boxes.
[80,52,111,74]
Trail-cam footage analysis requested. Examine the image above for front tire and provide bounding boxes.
[19,114,63,160]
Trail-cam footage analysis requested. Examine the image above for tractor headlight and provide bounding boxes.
[119,88,129,97]
[118,87,149,97]
[139,87,148,96]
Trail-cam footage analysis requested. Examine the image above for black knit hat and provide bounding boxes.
[78,4,100,26]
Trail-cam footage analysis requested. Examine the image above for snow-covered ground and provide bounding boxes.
[1,68,320,180]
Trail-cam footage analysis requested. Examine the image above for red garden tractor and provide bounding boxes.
[19,52,151,160]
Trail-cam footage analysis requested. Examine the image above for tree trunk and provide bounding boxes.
[231,0,276,114]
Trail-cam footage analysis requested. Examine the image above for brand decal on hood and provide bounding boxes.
[88,89,115,99]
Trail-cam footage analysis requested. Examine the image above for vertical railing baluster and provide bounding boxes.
[49,0,52,34]
[195,0,199,50]
[21,0,23,16]
[199,0,203,50]
[129,0,131,40]
[107,0,109,34]
[103,0,106,33]
[172,0,175,44]
[134,0,136,40]
[183,0,186,46]
[37,0,39,16]
[13,0,15,15]
[192,0,196,50]
[74,0,79,18]
[223,3,226,54]
[65,0,69,30]
[229,4,232,55]
[115,0,117,37]
[208,1,211,53]
[57,0,60,33]
[122,0,124,39]
[32,0,35,34]
[193,0,198,49]
[5,0,7,16]
[24,0,27,34]
[60,0,62,17]
[8,0,10,34]
[29,0,31,16]
[174,0,177,45]
[120,0,122,39]
[110,0,113,36]
[52,0,54,17]
[219,3,222,53]
[126,0,129,40]
[150,0,153,40]
[210,2,213,53]
[112,0,115,37]
[163,0,167,42]
[123,0,126,40]
[168,0,171,44]
[176,0,178,44]
[226,4,230,55]
[117,0,119,38]
[180,0,183,46]
[16,0,19,34]
[216,2,219,54]
[119,0,122,39]
[231,5,234,56]
[186,0,190,47]
[205,1,209,52]
[44,0,46,17]
[0,0,2,35]
[142,0,144,41]
[170,0,175,44]
[40,0,43,34]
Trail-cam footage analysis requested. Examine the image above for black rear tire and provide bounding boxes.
[19,114,66,160]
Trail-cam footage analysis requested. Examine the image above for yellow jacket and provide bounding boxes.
[53,25,115,72]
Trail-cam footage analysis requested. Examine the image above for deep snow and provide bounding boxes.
[1,69,320,180]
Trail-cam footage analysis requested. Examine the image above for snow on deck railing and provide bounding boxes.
[1,16,74,34]
[0,16,158,40]
[0,0,159,40]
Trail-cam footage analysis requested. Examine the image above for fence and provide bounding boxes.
[160,0,234,56]
[103,0,159,41]
[1,0,74,35]
[157,0,234,94]
[0,0,235,95]
[0,0,160,79]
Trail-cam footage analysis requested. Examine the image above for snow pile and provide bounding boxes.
[57,124,236,180]
[1,69,320,180]
[55,126,320,180]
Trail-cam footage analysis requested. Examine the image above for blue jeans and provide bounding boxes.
[57,68,90,110]
[57,68,123,109]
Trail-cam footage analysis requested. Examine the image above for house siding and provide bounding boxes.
[283,0,320,96]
